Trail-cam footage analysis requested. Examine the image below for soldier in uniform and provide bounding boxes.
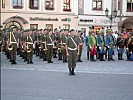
[61,29,68,63]
[25,30,34,64]
[46,30,53,63]
[10,27,18,64]
[57,29,63,60]
[66,29,80,75]
[116,33,125,60]
[35,30,40,56]
[77,30,84,62]
[105,29,115,61]
[125,34,133,61]
[41,29,48,61]
[52,28,58,58]
[88,29,97,61]
[97,31,105,61]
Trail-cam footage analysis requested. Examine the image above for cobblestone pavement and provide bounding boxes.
[1,47,133,74]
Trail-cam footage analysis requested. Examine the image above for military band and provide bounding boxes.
[1,27,133,75]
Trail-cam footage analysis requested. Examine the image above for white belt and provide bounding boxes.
[42,42,45,43]
[28,43,33,44]
[79,43,82,45]
[62,43,66,45]
[11,42,17,44]
[47,44,53,45]
[68,47,77,51]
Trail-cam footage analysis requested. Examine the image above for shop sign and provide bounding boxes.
[61,18,71,22]
[30,17,58,21]
[80,19,93,22]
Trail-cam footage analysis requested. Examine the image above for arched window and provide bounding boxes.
[127,0,133,12]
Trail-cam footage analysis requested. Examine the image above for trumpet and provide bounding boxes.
[8,32,13,51]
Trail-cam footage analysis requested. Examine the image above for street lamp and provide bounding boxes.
[105,8,117,28]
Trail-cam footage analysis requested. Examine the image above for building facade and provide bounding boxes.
[1,0,78,31]
[77,0,133,34]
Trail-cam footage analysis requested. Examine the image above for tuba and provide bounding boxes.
[8,32,13,51]
[26,36,32,53]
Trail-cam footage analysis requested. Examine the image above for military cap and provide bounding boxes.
[78,30,81,33]
[70,29,75,32]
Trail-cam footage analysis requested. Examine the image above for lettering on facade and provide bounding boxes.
[30,17,58,21]
[61,18,71,22]
[79,19,93,22]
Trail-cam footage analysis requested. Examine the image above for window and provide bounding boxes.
[29,0,39,9]
[30,24,38,29]
[13,0,23,9]
[118,0,120,10]
[127,0,133,12]
[45,0,54,10]
[2,0,5,8]
[63,24,70,31]
[92,0,102,10]
[46,24,53,32]
[63,0,71,12]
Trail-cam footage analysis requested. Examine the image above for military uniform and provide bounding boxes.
[97,32,105,61]
[66,30,79,75]
[105,30,115,61]
[88,31,97,61]
[57,32,62,60]
[41,33,47,61]
[61,33,67,63]
[77,35,84,62]
[116,34,124,60]
[46,34,53,63]
[26,34,34,64]
[10,31,18,64]
[125,35,133,60]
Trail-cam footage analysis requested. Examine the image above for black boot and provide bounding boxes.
[121,53,124,60]
[72,68,75,75]
[30,60,33,64]
[11,60,17,64]
[27,60,30,64]
[118,53,121,60]
[69,68,72,75]
[87,52,89,60]
[108,55,110,61]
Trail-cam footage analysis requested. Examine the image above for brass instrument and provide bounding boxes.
[26,35,32,53]
[8,32,13,51]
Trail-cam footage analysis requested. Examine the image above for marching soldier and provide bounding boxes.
[66,29,80,75]
[125,34,133,61]
[46,30,53,63]
[25,30,34,64]
[61,29,68,63]
[97,31,105,61]
[88,29,97,61]
[38,29,43,59]
[77,30,84,62]
[35,30,40,56]
[9,27,18,64]
[105,29,115,61]
[116,33,125,60]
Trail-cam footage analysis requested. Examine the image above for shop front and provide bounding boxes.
[1,13,78,31]
[78,15,118,35]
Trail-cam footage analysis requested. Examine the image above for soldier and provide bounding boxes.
[125,34,133,61]
[61,29,68,63]
[77,30,84,62]
[25,30,34,64]
[116,33,125,60]
[10,27,18,64]
[46,30,53,63]
[105,29,115,61]
[57,29,63,60]
[41,29,48,61]
[38,29,43,59]
[97,31,105,61]
[66,29,80,75]
[88,29,97,61]
[35,30,40,56]
[52,28,58,58]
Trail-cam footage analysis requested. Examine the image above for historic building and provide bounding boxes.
[1,0,78,31]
